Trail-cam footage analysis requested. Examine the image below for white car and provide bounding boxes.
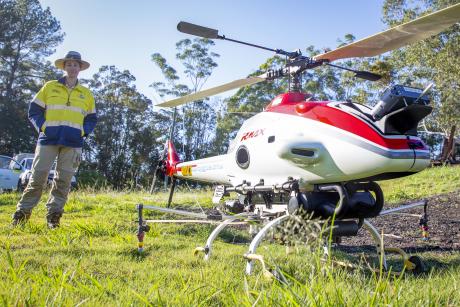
[0,155,24,192]
[47,161,78,189]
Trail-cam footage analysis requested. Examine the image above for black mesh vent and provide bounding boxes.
[236,146,250,169]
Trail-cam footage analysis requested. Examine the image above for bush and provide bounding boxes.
[76,169,108,189]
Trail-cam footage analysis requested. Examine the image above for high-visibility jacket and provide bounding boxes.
[29,77,97,148]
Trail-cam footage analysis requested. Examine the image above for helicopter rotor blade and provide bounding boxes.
[314,3,460,62]
[156,73,267,108]
[354,70,382,81]
[177,22,220,39]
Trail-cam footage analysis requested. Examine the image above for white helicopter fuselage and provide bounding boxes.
[170,93,430,188]
[159,4,460,190]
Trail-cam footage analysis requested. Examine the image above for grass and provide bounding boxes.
[379,165,460,203]
[0,166,459,305]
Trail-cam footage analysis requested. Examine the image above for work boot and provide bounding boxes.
[46,212,63,229]
[11,210,31,226]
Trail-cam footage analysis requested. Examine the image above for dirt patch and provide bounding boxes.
[153,191,460,254]
[341,190,460,253]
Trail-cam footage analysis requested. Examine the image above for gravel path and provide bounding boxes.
[341,190,460,253]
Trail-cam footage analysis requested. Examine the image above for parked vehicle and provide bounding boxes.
[48,161,78,189]
[14,153,34,191]
[13,153,78,190]
[0,155,23,192]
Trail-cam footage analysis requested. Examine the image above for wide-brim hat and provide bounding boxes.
[54,51,90,71]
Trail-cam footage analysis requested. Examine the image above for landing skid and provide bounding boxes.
[136,197,428,276]
[194,212,249,261]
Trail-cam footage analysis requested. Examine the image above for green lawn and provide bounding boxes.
[0,166,459,305]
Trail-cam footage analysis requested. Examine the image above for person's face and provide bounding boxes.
[64,60,81,78]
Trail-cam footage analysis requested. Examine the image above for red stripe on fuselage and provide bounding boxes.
[266,101,412,150]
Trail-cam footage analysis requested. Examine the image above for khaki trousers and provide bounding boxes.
[16,145,81,214]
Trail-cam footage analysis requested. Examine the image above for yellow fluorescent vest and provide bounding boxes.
[31,79,97,147]
[34,80,95,131]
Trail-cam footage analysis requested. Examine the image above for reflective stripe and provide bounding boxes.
[87,108,97,115]
[31,120,39,131]
[47,104,87,116]
[33,98,46,108]
[44,121,83,130]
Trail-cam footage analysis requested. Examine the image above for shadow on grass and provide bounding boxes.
[177,224,212,236]
[421,255,460,271]
[65,203,95,213]
[217,228,251,244]
[404,245,460,254]
[335,244,460,276]
[336,244,460,254]
[118,247,151,262]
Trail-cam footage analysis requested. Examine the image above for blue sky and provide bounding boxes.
[39,0,386,105]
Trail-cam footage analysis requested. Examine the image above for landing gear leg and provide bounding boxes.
[194,213,248,260]
[362,219,388,271]
[244,214,290,275]
[363,218,427,274]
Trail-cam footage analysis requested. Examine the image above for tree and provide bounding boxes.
[151,38,220,161]
[382,0,460,160]
[0,0,63,155]
[84,66,166,189]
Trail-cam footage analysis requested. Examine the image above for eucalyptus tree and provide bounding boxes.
[85,66,164,189]
[151,38,220,161]
[382,0,460,158]
[0,0,63,155]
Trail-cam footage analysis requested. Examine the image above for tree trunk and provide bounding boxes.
[441,125,456,162]
[5,27,25,100]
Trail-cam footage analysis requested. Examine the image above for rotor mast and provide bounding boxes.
[216,37,306,92]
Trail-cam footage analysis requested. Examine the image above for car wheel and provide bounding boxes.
[17,180,23,192]
[19,179,28,192]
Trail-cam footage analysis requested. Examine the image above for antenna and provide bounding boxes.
[414,83,433,104]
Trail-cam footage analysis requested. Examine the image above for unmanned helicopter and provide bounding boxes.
[136,3,460,276]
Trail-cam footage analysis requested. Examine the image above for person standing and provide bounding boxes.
[12,51,97,228]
